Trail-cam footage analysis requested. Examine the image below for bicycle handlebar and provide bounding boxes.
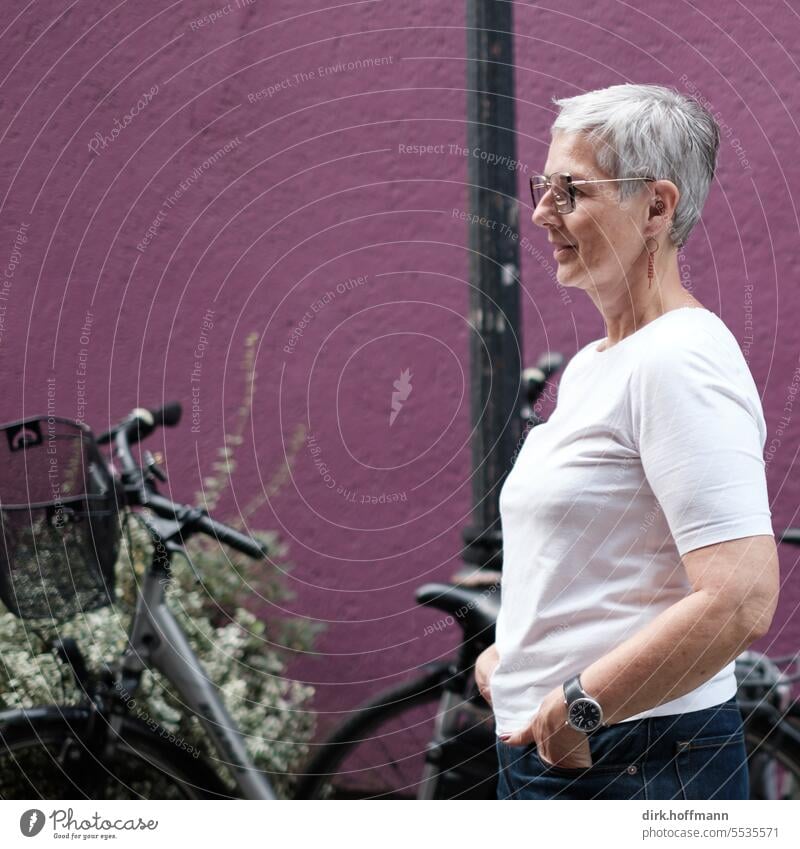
[781,528,800,546]
[144,493,268,559]
[97,401,183,446]
[522,351,564,408]
[101,402,268,561]
[196,512,269,560]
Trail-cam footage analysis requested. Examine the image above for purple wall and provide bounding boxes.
[2,0,799,738]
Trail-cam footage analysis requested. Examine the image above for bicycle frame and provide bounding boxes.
[417,686,465,799]
[117,525,276,799]
[417,623,496,799]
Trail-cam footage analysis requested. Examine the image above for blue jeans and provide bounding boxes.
[496,696,748,800]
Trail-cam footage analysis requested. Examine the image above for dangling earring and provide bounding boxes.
[646,237,659,288]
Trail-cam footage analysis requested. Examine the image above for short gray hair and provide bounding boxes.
[550,84,720,248]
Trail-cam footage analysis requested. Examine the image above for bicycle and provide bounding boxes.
[0,403,283,799]
[295,361,800,800]
[735,647,800,799]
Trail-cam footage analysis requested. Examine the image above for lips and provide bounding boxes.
[553,244,577,260]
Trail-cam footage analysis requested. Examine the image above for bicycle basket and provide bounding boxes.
[0,416,120,620]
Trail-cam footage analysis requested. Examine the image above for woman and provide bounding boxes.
[475,83,779,800]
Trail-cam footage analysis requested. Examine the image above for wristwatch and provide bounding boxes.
[563,674,605,733]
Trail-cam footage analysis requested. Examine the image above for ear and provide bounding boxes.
[646,179,679,240]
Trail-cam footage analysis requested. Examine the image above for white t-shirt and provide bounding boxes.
[491,307,774,735]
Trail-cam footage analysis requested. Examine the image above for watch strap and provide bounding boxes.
[563,674,586,706]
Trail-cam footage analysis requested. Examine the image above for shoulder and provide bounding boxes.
[634,309,766,437]
[637,309,748,380]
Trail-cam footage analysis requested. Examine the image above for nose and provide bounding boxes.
[531,190,560,229]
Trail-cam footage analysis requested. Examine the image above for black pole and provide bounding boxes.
[460,0,522,578]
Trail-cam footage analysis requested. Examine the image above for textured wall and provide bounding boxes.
[1,0,798,740]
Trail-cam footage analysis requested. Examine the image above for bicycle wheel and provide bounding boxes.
[295,663,498,799]
[744,704,800,800]
[0,705,231,799]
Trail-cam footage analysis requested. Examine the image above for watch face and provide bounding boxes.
[568,698,602,731]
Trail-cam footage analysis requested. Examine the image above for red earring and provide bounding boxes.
[646,237,659,288]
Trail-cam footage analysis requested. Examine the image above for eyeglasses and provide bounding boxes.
[530,172,656,214]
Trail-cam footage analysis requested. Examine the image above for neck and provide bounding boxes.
[589,246,701,346]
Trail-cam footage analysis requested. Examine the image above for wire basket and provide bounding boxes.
[0,416,120,620]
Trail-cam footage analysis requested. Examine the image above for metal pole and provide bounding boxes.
[460,0,522,577]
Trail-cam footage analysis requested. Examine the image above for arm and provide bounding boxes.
[582,534,778,723]
[501,534,779,764]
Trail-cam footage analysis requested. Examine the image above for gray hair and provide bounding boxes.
[550,84,720,248]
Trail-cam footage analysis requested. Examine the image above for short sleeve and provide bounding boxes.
[632,335,774,557]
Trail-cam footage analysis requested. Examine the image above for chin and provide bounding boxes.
[555,258,589,289]
[555,268,581,289]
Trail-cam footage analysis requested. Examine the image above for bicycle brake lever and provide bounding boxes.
[143,450,167,482]
[170,544,204,587]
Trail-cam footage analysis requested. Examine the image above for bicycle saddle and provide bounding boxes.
[415,583,500,644]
